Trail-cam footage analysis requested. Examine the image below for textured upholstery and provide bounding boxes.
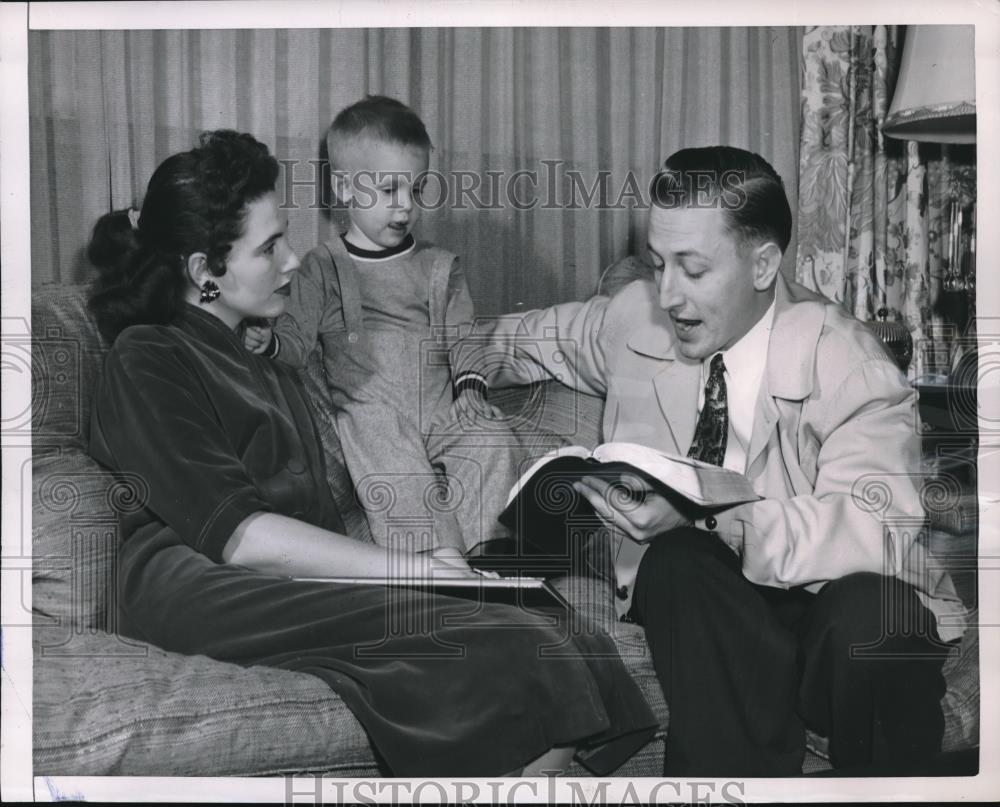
[33,631,380,777]
[30,284,109,455]
[596,254,654,298]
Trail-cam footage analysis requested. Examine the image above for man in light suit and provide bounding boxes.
[458,147,965,775]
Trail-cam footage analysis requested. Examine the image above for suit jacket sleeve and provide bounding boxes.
[451,295,613,397]
[715,357,925,588]
[442,257,475,383]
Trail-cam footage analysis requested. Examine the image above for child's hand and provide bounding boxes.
[244,324,273,354]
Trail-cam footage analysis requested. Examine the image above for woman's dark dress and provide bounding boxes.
[88,304,656,776]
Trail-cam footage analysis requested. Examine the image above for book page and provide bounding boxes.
[590,441,705,499]
[505,444,592,506]
[590,441,759,505]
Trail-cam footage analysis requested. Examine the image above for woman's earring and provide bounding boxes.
[199,280,221,304]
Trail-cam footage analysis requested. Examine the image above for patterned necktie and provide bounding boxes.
[687,353,728,466]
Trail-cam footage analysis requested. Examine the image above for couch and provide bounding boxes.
[31,279,980,777]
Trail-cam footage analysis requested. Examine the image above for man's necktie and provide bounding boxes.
[687,353,728,467]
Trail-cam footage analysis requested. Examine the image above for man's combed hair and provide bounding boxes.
[326,95,432,169]
[650,146,792,254]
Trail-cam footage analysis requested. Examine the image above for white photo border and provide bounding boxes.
[3,0,998,802]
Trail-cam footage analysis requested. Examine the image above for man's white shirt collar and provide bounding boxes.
[698,297,776,473]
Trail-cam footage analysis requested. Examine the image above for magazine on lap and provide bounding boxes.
[290,573,572,612]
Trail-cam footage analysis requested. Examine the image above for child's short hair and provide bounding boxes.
[327,95,432,169]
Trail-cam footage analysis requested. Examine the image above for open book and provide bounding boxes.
[498,442,760,554]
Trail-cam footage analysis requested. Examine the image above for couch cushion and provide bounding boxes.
[33,631,380,777]
[31,283,109,456]
[597,254,654,298]
[941,625,980,752]
[32,451,140,632]
[492,381,604,454]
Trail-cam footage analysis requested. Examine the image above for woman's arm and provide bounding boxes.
[91,334,476,577]
[223,512,476,579]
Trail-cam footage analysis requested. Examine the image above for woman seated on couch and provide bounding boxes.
[85,129,656,777]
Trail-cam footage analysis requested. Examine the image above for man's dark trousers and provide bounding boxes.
[629,527,950,776]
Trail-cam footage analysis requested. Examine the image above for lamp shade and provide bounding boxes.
[883,25,976,143]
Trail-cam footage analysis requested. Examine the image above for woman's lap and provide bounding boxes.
[116,529,656,776]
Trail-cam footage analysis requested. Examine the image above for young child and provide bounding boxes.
[248,95,522,554]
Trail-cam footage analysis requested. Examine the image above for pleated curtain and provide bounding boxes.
[29,27,801,314]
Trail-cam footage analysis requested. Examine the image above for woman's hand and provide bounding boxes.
[425,545,480,580]
[572,473,693,543]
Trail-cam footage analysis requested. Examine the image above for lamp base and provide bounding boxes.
[866,308,914,372]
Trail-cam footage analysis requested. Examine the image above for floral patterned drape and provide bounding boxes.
[796,26,976,379]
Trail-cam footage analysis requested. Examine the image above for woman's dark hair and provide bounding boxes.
[87,130,280,342]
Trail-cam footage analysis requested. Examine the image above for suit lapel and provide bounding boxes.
[746,385,780,476]
[746,274,825,472]
[624,299,700,454]
[652,359,700,454]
